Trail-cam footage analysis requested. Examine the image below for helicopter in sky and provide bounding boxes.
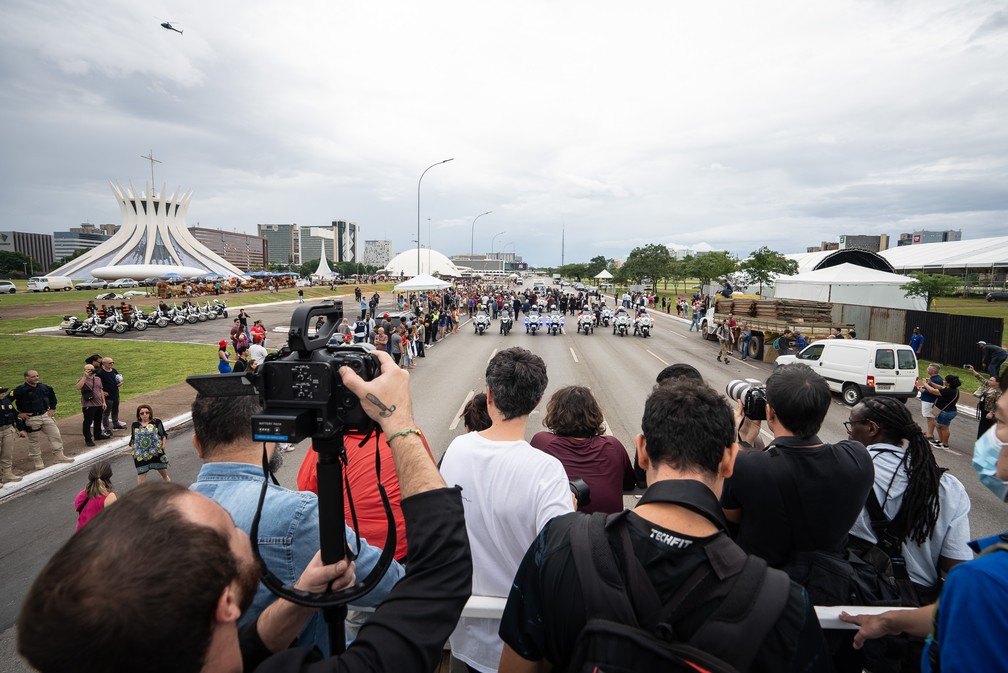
[160,21,183,35]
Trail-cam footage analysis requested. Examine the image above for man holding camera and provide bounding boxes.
[18,349,472,673]
[721,364,874,571]
[440,347,575,673]
[498,378,831,673]
[189,378,405,654]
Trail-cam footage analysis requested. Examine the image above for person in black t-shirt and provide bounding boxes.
[500,379,831,673]
[721,363,873,568]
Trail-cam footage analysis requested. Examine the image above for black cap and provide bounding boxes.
[0,387,8,395]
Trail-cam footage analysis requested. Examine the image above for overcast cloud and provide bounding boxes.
[1,0,1006,267]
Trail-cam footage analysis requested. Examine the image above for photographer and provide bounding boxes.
[721,364,874,570]
[18,349,473,673]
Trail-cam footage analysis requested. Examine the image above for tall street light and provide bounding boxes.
[491,230,506,255]
[470,210,492,255]
[418,158,453,275]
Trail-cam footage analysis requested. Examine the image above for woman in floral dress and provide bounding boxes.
[129,404,170,484]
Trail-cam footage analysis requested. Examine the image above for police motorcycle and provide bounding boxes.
[525,308,544,335]
[149,305,172,328]
[179,301,200,324]
[61,314,105,337]
[612,307,632,337]
[127,307,150,331]
[211,298,229,318]
[103,307,131,334]
[546,305,565,335]
[576,306,595,334]
[473,307,491,335]
[499,308,513,335]
[633,309,653,338]
[600,305,614,327]
[201,300,218,320]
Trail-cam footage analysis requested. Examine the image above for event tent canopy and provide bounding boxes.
[393,273,451,293]
[773,263,926,311]
[594,269,614,279]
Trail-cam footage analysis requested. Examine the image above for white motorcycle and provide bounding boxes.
[473,311,491,335]
[613,311,632,337]
[600,307,614,327]
[525,311,543,335]
[634,314,653,338]
[547,312,565,336]
[499,311,513,335]
[576,312,595,334]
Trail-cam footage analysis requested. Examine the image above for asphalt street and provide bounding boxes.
[1,291,1006,671]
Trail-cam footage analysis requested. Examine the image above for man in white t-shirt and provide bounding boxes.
[440,347,574,673]
[248,334,268,368]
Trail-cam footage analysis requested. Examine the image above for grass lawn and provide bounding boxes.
[930,296,1008,322]
[0,282,395,420]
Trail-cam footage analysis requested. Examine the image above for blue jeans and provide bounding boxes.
[689,315,700,331]
[740,335,750,359]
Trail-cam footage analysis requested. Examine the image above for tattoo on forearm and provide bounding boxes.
[366,394,396,418]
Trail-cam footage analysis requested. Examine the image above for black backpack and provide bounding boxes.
[566,481,791,673]
[764,447,902,608]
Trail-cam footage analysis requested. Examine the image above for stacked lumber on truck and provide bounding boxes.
[715,298,834,323]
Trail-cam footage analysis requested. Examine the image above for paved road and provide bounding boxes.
[2,297,1006,671]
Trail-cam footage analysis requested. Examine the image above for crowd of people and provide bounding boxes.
[9,276,1008,673]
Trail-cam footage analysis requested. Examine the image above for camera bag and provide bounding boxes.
[567,480,790,673]
[81,384,95,402]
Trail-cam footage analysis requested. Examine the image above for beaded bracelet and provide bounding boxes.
[386,427,422,443]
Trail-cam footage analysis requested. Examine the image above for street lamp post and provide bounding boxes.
[491,231,506,255]
[470,210,492,255]
[418,158,453,275]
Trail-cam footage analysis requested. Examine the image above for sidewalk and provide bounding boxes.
[0,381,197,500]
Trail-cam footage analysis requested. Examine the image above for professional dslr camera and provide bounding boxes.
[187,301,378,443]
[726,378,768,421]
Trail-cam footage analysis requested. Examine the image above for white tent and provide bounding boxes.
[312,247,335,277]
[773,263,927,311]
[394,273,451,293]
[594,269,614,280]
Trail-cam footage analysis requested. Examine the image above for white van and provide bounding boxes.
[775,340,919,406]
[27,276,75,292]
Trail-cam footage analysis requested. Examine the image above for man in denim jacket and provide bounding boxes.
[190,393,405,655]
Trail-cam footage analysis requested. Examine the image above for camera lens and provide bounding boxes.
[726,379,750,402]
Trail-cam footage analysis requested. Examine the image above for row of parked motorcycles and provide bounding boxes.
[61,300,229,337]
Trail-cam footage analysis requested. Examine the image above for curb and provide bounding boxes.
[0,412,194,502]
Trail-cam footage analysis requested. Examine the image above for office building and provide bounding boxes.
[258,224,300,266]
[189,227,268,271]
[0,231,54,273]
[839,234,890,252]
[334,220,358,263]
[897,230,963,246]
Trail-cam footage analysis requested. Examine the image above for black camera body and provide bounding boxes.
[253,301,378,443]
[726,379,768,421]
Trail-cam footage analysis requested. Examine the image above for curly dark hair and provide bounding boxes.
[542,386,606,438]
[462,392,492,432]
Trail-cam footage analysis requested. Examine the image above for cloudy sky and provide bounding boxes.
[2,1,1006,267]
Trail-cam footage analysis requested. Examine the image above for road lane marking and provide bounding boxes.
[647,350,668,366]
[569,347,579,363]
[487,348,498,365]
[449,390,475,430]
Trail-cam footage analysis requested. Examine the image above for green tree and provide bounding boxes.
[0,250,37,275]
[622,244,672,286]
[585,255,608,278]
[688,251,737,289]
[901,272,961,311]
[738,246,798,295]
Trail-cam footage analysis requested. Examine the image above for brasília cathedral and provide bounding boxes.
[52,182,246,281]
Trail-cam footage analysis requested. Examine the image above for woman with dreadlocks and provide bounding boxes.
[845,396,973,595]
[843,396,973,672]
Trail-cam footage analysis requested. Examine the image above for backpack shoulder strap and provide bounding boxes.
[569,512,640,624]
[690,555,791,671]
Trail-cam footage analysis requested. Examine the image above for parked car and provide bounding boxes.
[0,280,16,294]
[986,291,1008,302]
[75,278,108,290]
[107,278,140,289]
